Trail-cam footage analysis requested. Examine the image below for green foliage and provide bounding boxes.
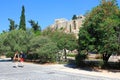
[72,14,77,20]
[26,53,39,60]
[5,52,14,58]
[98,60,104,68]
[67,53,76,57]
[75,51,87,66]
[0,33,8,54]
[78,0,120,64]
[29,36,59,63]
[42,29,78,61]
[29,36,51,52]
[41,27,53,36]
[8,18,17,31]
[52,31,77,51]
[19,5,26,30]
[0,29,34,55]
[51,31,78,60]
[42,29,78,51]
[29,20,41,35]
[37,42,59,63]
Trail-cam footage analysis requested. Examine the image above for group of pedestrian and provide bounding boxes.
[13,51,25,68]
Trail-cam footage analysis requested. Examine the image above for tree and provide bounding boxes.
[8,18,17,31]
[41,27,53,36]
[45,31,78,61]
[78,0,120,64]
[19,5,26,30]
[0,32,9,55]
[72,14,77,20]
[0,30,34,57]
[29,20,41,35]
[37,41,59,63]
[29,36,50,53]
[58,33,77,60]
[29,36,59,63]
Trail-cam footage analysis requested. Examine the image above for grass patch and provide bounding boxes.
[67,53,76,57]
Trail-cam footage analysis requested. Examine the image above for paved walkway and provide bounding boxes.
[0,59,120,80]
[49,64,120,79]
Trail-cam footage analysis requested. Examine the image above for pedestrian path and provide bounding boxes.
[0,59,120,80]
[37,63,120,79]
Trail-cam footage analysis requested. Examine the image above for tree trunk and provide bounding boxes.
[102,53,111,64]
[64,49,67,61]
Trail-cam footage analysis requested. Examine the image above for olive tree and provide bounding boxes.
[29,36,59,63]
[0,29,34,57]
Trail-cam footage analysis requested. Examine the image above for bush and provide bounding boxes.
[26,53,38,60]
[6,53,14,60]
[67,53,76,57]
[37,42,59,63]
[6,53,14,58]
[98,60,104,68]
[75,53,87,66]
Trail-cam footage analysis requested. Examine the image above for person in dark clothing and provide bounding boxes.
[13,51,19,67]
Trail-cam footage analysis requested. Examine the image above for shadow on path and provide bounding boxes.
[64,64,94,72]
[64,59,120,73]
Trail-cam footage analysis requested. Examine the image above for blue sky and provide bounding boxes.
[0,0,120,33]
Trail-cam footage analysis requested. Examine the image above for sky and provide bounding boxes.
[0,0,120,33]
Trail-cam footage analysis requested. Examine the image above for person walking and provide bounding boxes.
[13,51,19,68]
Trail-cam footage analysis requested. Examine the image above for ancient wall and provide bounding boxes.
[49,15,85,38]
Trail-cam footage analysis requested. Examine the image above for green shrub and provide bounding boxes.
[26,53,38,60]
[26,54,33,60]
[37,42,59,63]
[67,53,76,57]
[6,53,14,58]
[98,60,104,68]
[6,53,14,60]
[75,53,87,66]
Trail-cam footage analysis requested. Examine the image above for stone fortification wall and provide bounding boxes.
[49,15,85,38]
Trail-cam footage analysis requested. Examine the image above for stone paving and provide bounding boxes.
[0,60,120,80]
